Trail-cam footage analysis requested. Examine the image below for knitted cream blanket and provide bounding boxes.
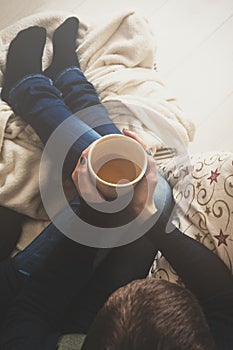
[0,10,195,250]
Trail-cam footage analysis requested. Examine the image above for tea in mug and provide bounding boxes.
[97,158,141,184]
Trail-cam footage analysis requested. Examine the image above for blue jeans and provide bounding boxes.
[9,67,119,274]
[9,67,121,176]
[3,66,174,334]
[10,66,173,276]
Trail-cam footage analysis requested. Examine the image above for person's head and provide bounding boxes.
[81,278,215,350]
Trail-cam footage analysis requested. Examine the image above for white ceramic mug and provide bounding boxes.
[87,134,148,199]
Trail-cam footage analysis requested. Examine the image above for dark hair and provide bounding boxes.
[81,278,215,350]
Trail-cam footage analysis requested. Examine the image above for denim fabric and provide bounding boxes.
[15,197,81,276]
[9,68,122,273]
[54,67,121,174]
[10,67,173,312]
[15,171,173,277]
[9,68,173,327]
[8,69,120,175]
[10,67,173,272]
[54,67,121,137]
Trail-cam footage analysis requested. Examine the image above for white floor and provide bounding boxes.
[1,0,232,153]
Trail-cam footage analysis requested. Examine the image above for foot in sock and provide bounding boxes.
[44,17,80,80]
[1,26,46,102]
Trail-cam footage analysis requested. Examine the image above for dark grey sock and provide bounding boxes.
[1,26,46,102]
[44,17,80,80]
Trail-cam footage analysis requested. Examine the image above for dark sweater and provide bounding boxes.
[0,230,233,350]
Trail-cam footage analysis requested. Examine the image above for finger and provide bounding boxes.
[145,155,157,178]
[72,156,104,204]
[122,128,148,150]
[136,155,157,191]
[81,143,93,158]
[144,157,158,202]
[147,155,157,177]
[72,156,88,194]
[72,141,96,178]
[146,149,153,156]
[146,157,158,202]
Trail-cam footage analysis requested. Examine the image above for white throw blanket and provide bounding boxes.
[0,10,195,251]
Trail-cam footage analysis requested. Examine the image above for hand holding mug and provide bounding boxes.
[72,129,158,222]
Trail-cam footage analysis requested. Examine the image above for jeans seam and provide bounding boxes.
[54,66,83,86]
[9,74,53,105]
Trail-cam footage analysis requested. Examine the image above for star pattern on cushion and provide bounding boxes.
[214,229,229,247]
[207,169,220,184]
[205,206,211,215]
[195,232,202,242]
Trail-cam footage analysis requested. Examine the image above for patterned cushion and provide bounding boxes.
[151,151,233,282]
